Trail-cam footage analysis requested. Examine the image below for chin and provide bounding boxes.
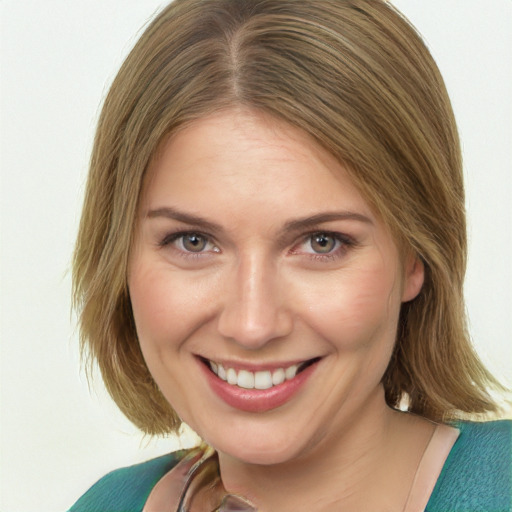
[201,422,315,466]
[220,441,301,466]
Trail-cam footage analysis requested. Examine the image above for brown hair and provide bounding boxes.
[73,0,504,435]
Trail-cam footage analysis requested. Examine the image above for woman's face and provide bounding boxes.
[129,109,423,465]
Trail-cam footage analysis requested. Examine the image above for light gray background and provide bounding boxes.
[1,1,511,511]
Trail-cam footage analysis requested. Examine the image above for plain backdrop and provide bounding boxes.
[1,1,511,511]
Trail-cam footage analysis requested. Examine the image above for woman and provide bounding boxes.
[69,0,511,510]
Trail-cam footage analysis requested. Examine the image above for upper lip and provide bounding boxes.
[196,355,321,372]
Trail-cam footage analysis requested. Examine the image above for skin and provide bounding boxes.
[129,108,431,511]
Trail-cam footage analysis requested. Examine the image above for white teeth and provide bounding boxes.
[255,371,273,390]
[272,368,285,386]
[285,364,299,380]
[208,360,306,389]
[227,367,238,385]
[238,370,255,389]
[217,363,227,381]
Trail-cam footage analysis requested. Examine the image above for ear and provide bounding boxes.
[401,254,424,302]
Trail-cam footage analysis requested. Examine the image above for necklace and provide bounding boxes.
[175,446,256,512]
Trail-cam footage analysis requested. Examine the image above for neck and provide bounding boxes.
[216,387,431,511]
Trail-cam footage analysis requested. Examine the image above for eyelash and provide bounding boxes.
[158,231,220,259]
[158,230,355,261]
[291,231,355,261]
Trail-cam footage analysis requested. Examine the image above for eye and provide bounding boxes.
[160,231,219,254]
[289,231,355,261]
[181,233,208,252]
[309,233,338,254]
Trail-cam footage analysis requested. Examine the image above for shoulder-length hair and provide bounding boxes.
[73,0,503,435]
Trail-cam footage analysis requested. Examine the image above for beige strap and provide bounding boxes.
[403,423,460,512]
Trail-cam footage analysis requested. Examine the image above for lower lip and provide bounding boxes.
[199,360,319,413]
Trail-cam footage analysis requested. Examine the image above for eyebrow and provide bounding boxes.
[146,207,223,232]
[146,207,373,234]
[282,212,373,234]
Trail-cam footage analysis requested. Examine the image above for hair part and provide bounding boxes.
[73,0,505,435]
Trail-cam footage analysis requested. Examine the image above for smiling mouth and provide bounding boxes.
[202,358,321,390]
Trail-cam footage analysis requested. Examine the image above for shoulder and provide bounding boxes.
[427,420,512,512]
[68,450,188,512]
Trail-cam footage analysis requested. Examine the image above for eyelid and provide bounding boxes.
[159,230,219,253]
[290,231,356,258]
[298,230,354,246]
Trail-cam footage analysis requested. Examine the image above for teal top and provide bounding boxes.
[69,420,512,512]
[426,421,511,511]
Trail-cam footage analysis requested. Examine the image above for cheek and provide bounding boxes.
[129,265,195,353]
[300,264,402,351]
[128,261,222,365]
[128,264,207,411]
[130,274,169,345]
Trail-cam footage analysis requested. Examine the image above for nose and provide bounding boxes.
[216,253,293,349]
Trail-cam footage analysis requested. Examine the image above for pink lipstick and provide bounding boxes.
[198,357,320,413]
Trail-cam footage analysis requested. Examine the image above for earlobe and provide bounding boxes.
[402,255,425,302]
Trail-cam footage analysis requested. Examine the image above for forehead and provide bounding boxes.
[142,109,374,219]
